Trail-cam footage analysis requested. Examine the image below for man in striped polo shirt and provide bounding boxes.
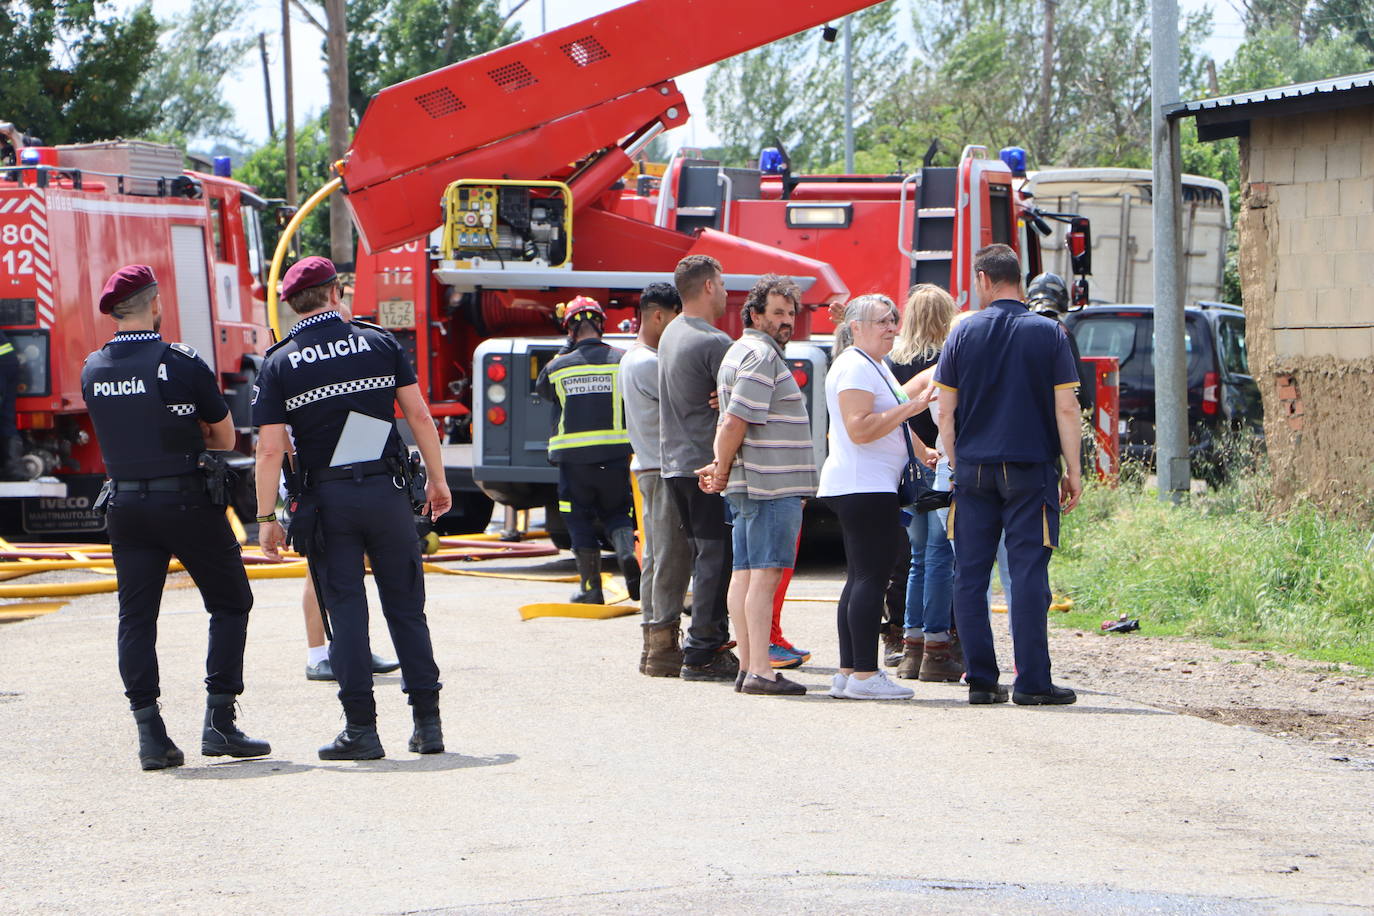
[699,275,817,696]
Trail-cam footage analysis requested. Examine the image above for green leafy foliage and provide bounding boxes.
[139,0,257,147]
[236,113,335,258]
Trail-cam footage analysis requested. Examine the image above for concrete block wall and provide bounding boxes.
[1240,109,1374,512]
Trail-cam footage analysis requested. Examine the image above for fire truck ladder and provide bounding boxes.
[905,167,959,291]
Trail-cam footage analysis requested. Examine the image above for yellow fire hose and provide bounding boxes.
[266,177,341,340]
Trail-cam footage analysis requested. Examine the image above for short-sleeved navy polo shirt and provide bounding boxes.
[933,299,1080,464]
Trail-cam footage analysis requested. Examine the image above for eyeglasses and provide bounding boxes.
[861,316,899,327]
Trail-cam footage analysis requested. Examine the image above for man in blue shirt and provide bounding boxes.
[934,244,1083,706]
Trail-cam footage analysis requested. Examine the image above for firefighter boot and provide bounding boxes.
[133,704,184,771]
[570,548,604,604]
[642,620,683,677]
[201,694,271,758]
[407,689,444,755]
[1,438,31,481]
[609,526,641,601]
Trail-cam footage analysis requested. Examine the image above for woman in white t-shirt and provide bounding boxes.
[818,294,932,700]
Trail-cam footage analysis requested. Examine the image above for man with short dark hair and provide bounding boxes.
[935,243,1084,706]
[620,282,690,675]
[658,255,739,681]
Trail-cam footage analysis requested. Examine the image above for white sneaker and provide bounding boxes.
[828,673,850,698]
[843,670,915,700]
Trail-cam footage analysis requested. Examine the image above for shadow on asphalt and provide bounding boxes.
[169,752,518,779]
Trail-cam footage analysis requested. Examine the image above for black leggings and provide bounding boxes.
[826,492,903,672]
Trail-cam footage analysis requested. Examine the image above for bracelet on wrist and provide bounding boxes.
[255,513,277,524]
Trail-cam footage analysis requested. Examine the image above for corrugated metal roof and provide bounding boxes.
[1167,71,1374,119]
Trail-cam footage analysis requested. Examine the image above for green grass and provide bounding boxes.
[1050,472,1374,671]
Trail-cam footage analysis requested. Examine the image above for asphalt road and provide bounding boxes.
[1,549,1370,915]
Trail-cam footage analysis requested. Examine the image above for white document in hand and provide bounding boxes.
[329,411,393,467]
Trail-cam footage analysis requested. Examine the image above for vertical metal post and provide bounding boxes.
[283,0,297,209]
[1151,0,1189,500]
[843,16,854,173]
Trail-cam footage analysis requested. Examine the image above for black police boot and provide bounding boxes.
[319,700,384,761]
[608,527,641,601]
[201,694,271,758]
[570,548,604,604]
[133,705,185,771]
[407,689,444,755]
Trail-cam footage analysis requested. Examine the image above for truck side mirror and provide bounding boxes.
[1068,217,1092,277]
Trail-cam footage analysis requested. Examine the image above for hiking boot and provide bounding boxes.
[133,705,184,771]
[319,724,385,760]
[681,647,740,682]
[741,672,806,696]
[201,694,271,758]
[918,639,965,682]
[769,644,804,669]
[638,626,650,675]
[643,620,683,677]
[843,670,914,700]
[882,624,905,667]
[1012,684,1078,706]
[609,526,641,601]
[895,638,924,679]
[570,548,604,604]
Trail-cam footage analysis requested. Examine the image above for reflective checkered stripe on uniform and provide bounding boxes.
[167,403,196,416]
[285,375,396,412]
[547,364,629,452]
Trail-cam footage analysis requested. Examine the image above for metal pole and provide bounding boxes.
[843,16,854,172]
[258,33,275,138]
[541,0,546,33]
[1151,0,1188,501]
[282,0,296,208]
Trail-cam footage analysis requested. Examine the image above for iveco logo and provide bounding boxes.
[92,378,147,396]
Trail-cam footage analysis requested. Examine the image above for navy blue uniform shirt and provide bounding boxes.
[89,332,229,423]
[251,312,416,471]
[933,299,1079,464]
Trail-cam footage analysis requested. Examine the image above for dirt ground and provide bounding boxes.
[1043,622,1374,764]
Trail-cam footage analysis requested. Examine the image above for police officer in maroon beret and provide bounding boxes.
[81,264,270,770]
[252,256,451,760]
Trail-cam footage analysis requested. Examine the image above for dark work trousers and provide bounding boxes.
[557,456,634,550]
[315,476,440,724]
[950,461,1060,694]
[885,518,911,629]
[666,475,732,665]
[825,492,903,672]
[106,491,254,711]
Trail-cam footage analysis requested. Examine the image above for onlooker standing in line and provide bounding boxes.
[620,282,690,677]
[935,244,1083,706]
[889,284,962,682]
[698,275,817,696]
[817,294,930,701]
[658,255,739,681]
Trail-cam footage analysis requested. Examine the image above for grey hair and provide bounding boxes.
[833,294,898,357]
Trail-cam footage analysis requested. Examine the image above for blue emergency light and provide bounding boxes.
[19,148,40,166]
[999,146,1027,177]
[759,147,786,175]
[213,156,232,178]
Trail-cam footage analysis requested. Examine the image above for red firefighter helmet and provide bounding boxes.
[558,295,605,331]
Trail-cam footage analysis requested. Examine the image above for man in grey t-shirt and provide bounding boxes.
[657,255,738,681]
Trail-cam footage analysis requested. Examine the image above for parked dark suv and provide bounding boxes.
[1064,302,1263,484]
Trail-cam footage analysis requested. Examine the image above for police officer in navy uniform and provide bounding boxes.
[253,257,451,760]
[534,296,639,605]
[82,264,269,770]
[0,327,32,480]
[934,244,1084,707]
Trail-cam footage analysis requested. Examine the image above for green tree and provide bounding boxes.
[703,2,907,170]
[1217,25,1373,92]
[0,1,160,145]
[237,113,335,259]
[139,0,257,147]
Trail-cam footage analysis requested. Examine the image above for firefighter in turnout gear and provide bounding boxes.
[81,264,270,771]
[252,257,451,761]
[535,296,640,605]
[1027,272,1093,411]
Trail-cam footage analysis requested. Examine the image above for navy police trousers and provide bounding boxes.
[949,461,1060,694]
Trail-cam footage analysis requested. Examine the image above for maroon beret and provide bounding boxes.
[98,264,157,314]
[280,256,338,301]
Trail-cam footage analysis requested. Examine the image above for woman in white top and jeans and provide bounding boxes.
[818,295,933,700]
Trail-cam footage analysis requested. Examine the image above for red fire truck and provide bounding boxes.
[0,134,275,536]
[327,0,1091,535]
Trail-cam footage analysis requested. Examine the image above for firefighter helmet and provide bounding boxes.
[558,295,605,332]
[1027,272,1069,316]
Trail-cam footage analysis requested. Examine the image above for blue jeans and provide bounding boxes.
[904,466,954,634]
[725,493,803,570]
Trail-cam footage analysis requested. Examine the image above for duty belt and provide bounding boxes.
[110,474,203,493]
[304,458,397,486]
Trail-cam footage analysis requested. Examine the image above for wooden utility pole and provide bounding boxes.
[325,0,352,265]
[1040,0,1055,164]
[259,33,275,138]
[283,0,297,209]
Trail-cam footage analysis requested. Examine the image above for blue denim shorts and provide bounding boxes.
[725,493,803,570]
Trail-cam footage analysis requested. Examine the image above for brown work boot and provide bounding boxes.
[895,638,924,680]
[643,620,683,678]
[639,625,650,674]
[882,623,905,667]
[918,638,965,682]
